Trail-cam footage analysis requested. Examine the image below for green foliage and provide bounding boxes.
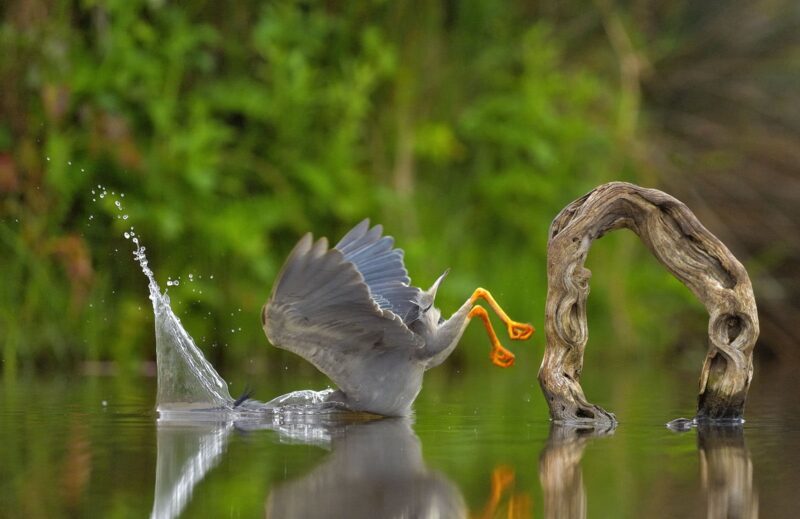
[0,1,701,374]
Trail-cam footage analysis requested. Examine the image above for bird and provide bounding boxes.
[262,219,534,416]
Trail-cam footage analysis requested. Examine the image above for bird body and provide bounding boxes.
[262,220,533,416]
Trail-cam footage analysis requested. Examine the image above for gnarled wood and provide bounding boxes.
[539,182,759,424]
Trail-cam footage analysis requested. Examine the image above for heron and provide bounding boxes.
[262,219,534,416]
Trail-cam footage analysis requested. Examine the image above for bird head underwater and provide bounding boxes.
[262,219,535,416]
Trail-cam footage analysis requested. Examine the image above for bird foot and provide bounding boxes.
[507,322,534,341]
[490,345,515,368]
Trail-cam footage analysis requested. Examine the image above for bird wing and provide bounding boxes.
[262,233,424,399]
[335,219,422,323]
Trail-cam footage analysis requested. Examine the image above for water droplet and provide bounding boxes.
[101,400,107,406]
[210,275,214,279]
[121,193,125,198]
[122,215,129,220]
[88,215,94,220]
[188,274,194,280]
[46,157,50,161]
[115,201,122,210]
[68,161,72,165]
[91,190,95,194]
[124,232,130,239]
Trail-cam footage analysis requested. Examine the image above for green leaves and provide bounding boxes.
[2,1,701,372]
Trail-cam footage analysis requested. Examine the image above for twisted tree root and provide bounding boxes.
[539,182,759,424]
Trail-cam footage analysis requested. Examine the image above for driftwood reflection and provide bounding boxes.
[538,423,615,519]
[538,422,758,519]
[265,417,466,518]
[697,425,758,519]
[149,415,465,519]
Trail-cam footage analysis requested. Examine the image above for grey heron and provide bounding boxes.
[262,219,534,416]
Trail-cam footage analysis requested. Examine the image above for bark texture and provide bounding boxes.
[539,182,759,424]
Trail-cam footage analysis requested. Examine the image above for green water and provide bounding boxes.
[1,352,798,518]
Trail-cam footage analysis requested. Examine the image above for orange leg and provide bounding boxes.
[470,288,534,340]
[468,306,516,368]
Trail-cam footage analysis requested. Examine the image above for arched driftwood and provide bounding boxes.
[539,182,759,424]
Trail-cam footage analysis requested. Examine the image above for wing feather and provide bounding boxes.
[263,232,423,401]
[334,219,420,322]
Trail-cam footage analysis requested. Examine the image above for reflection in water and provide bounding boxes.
[697,425,758,519]
[538,423,615,519]
[151,421,233,519]
[474,466,532,519]
[266,418,466,518]
[150,416,466,519]
[538,423,759,519]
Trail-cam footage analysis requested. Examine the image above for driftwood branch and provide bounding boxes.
[538,182,759,424]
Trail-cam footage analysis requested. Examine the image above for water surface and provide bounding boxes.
[2,357,798,518]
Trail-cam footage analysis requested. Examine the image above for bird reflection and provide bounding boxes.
[150,415,466,519]
[697,424,758,519]
[265,417,466,518]
[538,422,615,519]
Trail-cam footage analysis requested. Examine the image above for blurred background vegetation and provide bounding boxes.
[1,0,798,377]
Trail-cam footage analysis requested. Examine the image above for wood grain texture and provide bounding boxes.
[539,182,759,424]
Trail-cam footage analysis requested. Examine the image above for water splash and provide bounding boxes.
[131,236,232,412]
[129,232,338,419]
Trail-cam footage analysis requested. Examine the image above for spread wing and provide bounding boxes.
[262,233,424,399]
[335,219,421,323]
